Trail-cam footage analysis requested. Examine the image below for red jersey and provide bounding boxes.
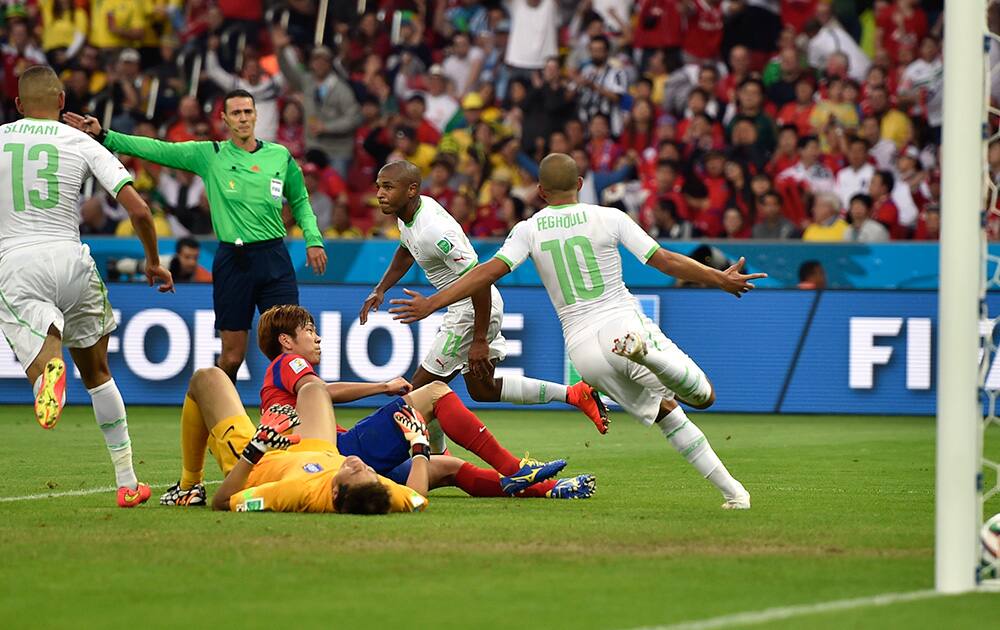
[260,354,347,433]
[682,0,724,61]
[781,0,819,34]
[876,4,927,63]
[635,0,684,49]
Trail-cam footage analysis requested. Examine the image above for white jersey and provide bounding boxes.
[495,203,660,351]
[398,195,501,311]
[0,118,132,254]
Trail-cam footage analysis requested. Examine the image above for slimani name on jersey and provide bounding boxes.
[2,121,58,136]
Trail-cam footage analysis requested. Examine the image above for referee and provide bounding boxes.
[65,90,328,382]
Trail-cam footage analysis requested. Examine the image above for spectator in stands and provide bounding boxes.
[722,207,751,239]
[575,35,628,137]
[681,0,724,65]
[648,197,695,239]
[505,0,559,80]
[765,46,805,107]
[633,0,684,68]
[767,124,800,177]
[869,169,901,236]
[158,168,210,236]
[204,35,281,141]
[810,77,859,133]
[836,137,875,209]
[776,75,816,137]
[805,2,871,82]
[859,115,897,169]
[913,203,940,240]
[867,85,913,149]
[298,163,334,236]
[89,0,145,52]
[277,100,306,159]
[422,155,458,210]
[326,204,363,239]
[165,95,205,143]
[899,35,943,144]
[39,0,88,69]
[521,57,577,155]
[844,193,890,242]
[274,28,360,177]
[797,260,827,290]
[419,64,460,133]
[802,192,849,242]
[400,94,443,146]
[726,79,777,154]
[777,135,836,195]
[169,238,212,283]
[79,195,117,235]
[442,32,484,98]
[752,191,798,240]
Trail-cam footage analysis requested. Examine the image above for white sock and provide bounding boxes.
[499,376,568,405]
[634,344,713,406]
[88,379,137,489]
[427,419,448,454]
[658,406,745,499]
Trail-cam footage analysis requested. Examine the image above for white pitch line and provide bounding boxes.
[0,480,220,503]
[630,589,949,630]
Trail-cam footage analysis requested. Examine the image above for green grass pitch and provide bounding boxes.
[1,405,998,629]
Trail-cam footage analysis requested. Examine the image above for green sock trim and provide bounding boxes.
[107,439,131,451]
[99,417,126,429]
[665,420,688,440]
[681,436,706,459]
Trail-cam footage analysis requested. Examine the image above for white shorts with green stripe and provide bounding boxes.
[0,242,116,369]
[567,310,706,426]
[420,301,507,378]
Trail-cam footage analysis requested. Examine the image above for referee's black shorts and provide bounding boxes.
[212,238,299,332]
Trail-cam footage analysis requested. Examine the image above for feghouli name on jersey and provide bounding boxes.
[537,211,588,231]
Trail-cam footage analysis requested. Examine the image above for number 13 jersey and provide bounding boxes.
[0,119,132,254]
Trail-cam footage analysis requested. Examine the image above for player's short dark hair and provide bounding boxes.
[223,89,255,113]
[799,260,823,282]
[798,135,819,150]
[334,482,391,515]
[590,34,610,50]
[257,305,316,360]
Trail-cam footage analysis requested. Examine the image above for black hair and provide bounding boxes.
[797,135,819,150]
[798,260,823,282]
[176,237,199,253]
[334,482,391,515]
[223,89,255,112]
[874,169,895,192]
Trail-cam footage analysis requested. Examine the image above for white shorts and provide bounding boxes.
[567,310,706,426]
[421,301,507,378]
[0,242,116,369]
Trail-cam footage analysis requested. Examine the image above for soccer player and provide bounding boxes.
[390,153,767,509]
[167,366,594,512]
[63,90,328,383]
[0,66,174,507]
[360,160,610,453]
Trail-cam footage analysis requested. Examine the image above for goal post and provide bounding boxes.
[936,0,986,594]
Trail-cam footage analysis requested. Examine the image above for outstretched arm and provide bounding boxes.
[360,245,416,324]
[646,249,766,298]
[63,113,211,174]
[389,258,511,324]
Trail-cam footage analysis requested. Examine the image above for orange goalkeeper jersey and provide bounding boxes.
[228,439,427,513]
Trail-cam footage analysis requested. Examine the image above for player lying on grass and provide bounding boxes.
[360,160,610,449]
[390,153,766,510]
[163,365,595,508]
[160,304,589,504]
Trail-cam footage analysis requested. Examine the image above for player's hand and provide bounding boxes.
[145,264,175,293]
[718,257,767,298]
[242,404,302,464]
[306,246,327,276]
[388,289,432,324]
[383,377,413,396]
[468,339,492,380]
[359,288,384,324]
[393,405,430,449]
[63,112,102,137]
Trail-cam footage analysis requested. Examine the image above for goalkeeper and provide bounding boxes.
[63,92,328,382]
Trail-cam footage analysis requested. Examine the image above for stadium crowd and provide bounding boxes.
[0,0,983,243]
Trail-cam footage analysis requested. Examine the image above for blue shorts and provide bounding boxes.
[335,397,413,484]
[212,238,298,331]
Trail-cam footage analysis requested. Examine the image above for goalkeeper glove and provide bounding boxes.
[393,405,430,460]
[241,404,302,465]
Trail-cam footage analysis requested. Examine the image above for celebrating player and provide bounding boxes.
[0,66,174,507]
[360,160,609,453]
[64,90,327,384]
[390,153,766,510]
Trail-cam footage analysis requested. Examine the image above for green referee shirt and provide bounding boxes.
[103,131,323,247]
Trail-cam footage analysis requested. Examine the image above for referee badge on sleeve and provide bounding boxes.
[270,178,283,199]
